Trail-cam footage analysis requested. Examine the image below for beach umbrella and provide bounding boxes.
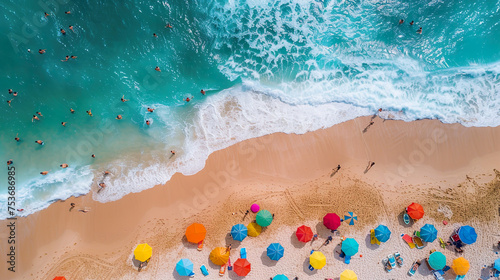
[251,204,260,213]
[340,269,358,280]
[309,251,326,269]
[247,222,262,237]
[231,224,248,242]
[374,225,391,243]
[494,259,500,271]
[428,251,447,270]
[344,212,358,225]
[53,277,66,280]
[323,213,341,230]
[458,225,477,244]
[407,202,424,220]
[420,224,438,242]
[185,223,206,244]
[452,257,470,276]
[267,243,284,261]
[176,258,194,276]
[210,247,230,266]
[256,210,273,227]
[273,275,289,280]
[341,238,359,256]
[134,243,152,262]
[233,258,251,276]
[296,225,314,242]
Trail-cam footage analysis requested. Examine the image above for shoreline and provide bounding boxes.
[2,116,500,279]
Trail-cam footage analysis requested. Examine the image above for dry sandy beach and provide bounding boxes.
[2,116,500,280]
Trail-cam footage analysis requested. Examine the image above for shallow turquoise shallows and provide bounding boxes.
[1,0,499,219]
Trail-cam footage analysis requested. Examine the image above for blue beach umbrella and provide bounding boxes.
[494,259,500,271]
[458,225,477,245]
[420,224,438,242]
[341,238,359,256]
[374,225,391,242]
[273,275,289,280]
[231,224,248,242]
[428,251,446,270]
[344,212,358,225]
[267,243,284,261]
[176,258,194,276]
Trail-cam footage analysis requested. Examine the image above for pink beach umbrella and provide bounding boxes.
[323,213,341,230]
[251,204,260,213]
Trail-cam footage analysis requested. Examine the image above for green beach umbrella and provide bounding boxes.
[341,238,359,256]
[429,251,447,270]
[256,210,273,227]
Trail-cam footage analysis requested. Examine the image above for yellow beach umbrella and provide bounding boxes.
[134,243,152,262]
[247,222,262,237]
[340,269,358,280]
[452,257,470,276]
[210,247,230,266]
[309,251,326,269]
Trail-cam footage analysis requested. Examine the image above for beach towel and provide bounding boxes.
[401,234,415,249]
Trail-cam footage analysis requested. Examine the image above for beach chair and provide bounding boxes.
[370,229,381,245]
[197,240,204,251]
[344,255,351,264]
[219,264,226,276]
[412,235,424,249]
[240,248,247,259]
[395,252,403,267]
[200,265,209,276]
[455,275,465,280]
[432,270,445,280]
[408,261,420,276]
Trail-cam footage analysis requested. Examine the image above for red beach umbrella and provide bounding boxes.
[53,277,66,280]
[407,203,424,220]
[296,225,314,242]
[323,213,341,230]
[233,258,251,276]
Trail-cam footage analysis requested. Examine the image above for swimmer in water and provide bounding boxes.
[184,97,192,102]
[410,21,414,25]
[201,89,206,95]
[146,120,150,126]
[86,110,92,116]
[65,11,71,14]
[165,23,172,28]
[15,134,20,142]
[39,49,46,54]
[60,28,66,35]
[9,89,13,94]
[61,122,67,126]
[399,19,404,24]
[13,92,18,97]
[7,160,13,165]
[91,154,96,158]
[147,107,154,112]
[70,108,75,113]
[60,163,69,168]
[36,111,43,117]
[35,140,44,145]
[69,25,74,32]
[32,115,40,122]
[71,55,77,59]
[7,99,13,106]
[116,115,122,120]
[61,55,69,62]
[99,182,106,189]
[153,33,157,37]
[417,27,422,34]
[155,66,161,72]
[44,12,50,17]
[41,171,49,175]
[121,95,129,102]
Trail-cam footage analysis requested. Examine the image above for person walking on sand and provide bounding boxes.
[60,163,69,168]
[121,95,129,102]
[365,161,375,173]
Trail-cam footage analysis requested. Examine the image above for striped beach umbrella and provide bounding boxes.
[267,243,284,261]
[176,259,194,276]
[374,225,391,242]
[420,224,438,242]
[344,212,358,225]
[231,224,248,242]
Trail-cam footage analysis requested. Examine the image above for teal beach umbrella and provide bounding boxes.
[256,210,273,227]
[420,224,438,242]
[494,259,500,271]
[341,238,359,256]
[176,258,194,276]
[273,275,289,280]
[231,224,248,241]
[429,251,446,270]
[374,225,391,242]
[267,243,284,261]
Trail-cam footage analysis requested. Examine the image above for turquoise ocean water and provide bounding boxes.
[1,0,499,219]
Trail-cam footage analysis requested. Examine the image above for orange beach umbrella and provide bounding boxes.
[407,203,424,220]
[452,257,470,276]
[185,223,206,243]
[210,247,230,266]
[53,277,66,280]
